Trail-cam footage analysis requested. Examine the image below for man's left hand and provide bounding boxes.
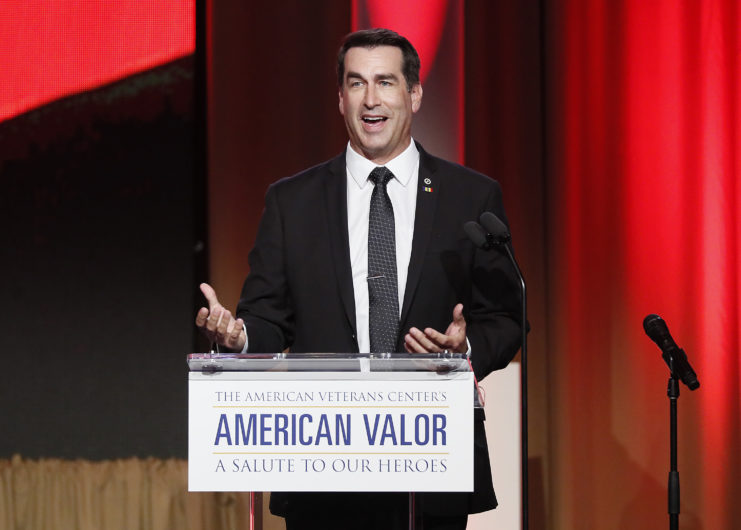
[404,303,467,354]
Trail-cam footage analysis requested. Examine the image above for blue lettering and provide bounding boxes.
[415,414,429,445]
[363,414,380,444]
[275,414,289,445]
[337,414,351,445]
[214,414,232,445]
[299,414,313,445]
[380,414,397,445]
[399,414,412,446]
[315,414,331,444]
[291,413,297,445]
[235,414,257,445]
[260,414,272,445]
[433,414,446,445]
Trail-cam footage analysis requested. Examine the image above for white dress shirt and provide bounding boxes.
[345,140,470,355]
[345,139,419,353]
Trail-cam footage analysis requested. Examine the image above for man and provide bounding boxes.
[196,28,523,530]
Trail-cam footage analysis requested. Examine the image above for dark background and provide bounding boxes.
[0,57,199,458]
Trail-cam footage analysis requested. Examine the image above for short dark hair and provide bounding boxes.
[337,28,421,91]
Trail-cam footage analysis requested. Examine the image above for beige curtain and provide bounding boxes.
[0,456,255,530]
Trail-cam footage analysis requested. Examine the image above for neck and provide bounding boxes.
[350,138,413,165]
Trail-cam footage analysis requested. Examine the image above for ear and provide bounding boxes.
[411,84,423,113]
[338,88,345,116]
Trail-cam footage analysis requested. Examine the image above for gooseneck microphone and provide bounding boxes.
[465,211,528,530]
[463,221,493,250]
[479,211,512,244]
[643,314,699,390]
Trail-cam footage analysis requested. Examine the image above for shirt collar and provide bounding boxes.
[346,139,420,189]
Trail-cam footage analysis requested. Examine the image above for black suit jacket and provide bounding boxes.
[236,144,523,517]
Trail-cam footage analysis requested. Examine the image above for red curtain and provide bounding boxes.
[207,3,351,313]
[546,1,740,528]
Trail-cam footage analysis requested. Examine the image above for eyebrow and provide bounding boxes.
[345,71,400,83]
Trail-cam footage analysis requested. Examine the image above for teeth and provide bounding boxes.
[363,117,384,122]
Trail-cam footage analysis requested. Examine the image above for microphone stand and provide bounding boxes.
[464,216,529,530]
[643,315,698,530]
[500,243,528,530]
[504,244,530,530]
[667,362,680,530]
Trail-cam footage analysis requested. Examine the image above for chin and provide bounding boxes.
[359,139,389,155]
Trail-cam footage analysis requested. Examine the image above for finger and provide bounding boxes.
[410,327,443,352]
[423,327,453,348]
[224,314,237,337]
[215,309,233,339]
[404,332,429,353]
[227,318,246,349]
[195,307,209,327]
[205,307,222,333]
[196,307,217,343]
[444,305,466,338]
[199,283,221,310]
[452,303,465,324]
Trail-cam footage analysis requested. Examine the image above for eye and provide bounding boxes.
[379,80,392,87]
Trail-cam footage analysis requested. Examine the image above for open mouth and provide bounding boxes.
[362,116,387,124]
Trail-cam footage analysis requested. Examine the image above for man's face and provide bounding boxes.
[338,46,422,165]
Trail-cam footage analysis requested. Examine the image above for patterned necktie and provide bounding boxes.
[367,166,400,353]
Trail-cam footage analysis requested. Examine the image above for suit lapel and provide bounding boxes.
[400,147,440,326]
[323,153,357,337]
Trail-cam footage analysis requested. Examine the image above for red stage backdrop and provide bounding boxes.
[0,0,194,121]
[546,1,740,528]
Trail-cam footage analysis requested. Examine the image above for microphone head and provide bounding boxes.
[643,314,699,389]
[643,313,674,347]
[464,221,491,250]
[479,212,511,243]
[642,314,663,335]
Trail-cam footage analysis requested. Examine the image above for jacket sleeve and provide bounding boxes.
[236,184,295,353]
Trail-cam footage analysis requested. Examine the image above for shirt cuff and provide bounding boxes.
[240,323,249,353]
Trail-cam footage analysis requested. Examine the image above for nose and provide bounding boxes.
[363,84,380,108]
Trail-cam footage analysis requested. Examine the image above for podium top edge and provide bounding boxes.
[187,352,467,360]
[186,352,471,373]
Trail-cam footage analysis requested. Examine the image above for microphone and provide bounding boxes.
[643,314,700,390]
[479,211,512,244]
[463,221,493,250]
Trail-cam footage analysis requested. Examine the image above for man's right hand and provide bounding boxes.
[195,283,247,352]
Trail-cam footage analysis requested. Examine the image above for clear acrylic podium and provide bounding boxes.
[188,352,477,530]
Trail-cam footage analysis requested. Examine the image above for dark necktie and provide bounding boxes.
[367,166,400,353]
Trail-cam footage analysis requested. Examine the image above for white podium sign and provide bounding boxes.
[188,371,473,492]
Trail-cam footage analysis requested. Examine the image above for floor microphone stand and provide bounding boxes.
[643,314,699,530]
[667,366,680,530]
